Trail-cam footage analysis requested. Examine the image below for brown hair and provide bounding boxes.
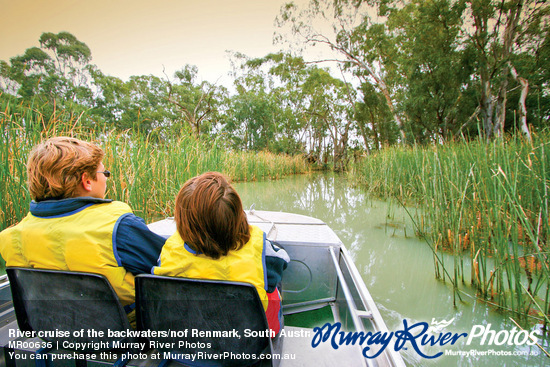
[27,137,104,201]
[174,172,250,259]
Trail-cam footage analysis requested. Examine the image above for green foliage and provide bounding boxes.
[2,11,550,175]
[167,65,225,137]
[39,31,92,65]
[228,52,354,169]
[277,0,550,144]
[225,89,278,151]
[355,82,397,149]
[391,0,473,141]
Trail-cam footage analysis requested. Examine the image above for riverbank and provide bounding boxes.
[348,134,550,327]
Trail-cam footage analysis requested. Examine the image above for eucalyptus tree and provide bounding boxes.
[498,38,550,136]
[461,0,549,140]
[278,0,549,143]
[529,26,550,129]
[276,0,408,142]
[2,46,52,100]
[224,56,281,152]
[125,74,172,134]
[165,65,225,138]
[1,32,93,105]
[38,32,92,91]
[234,52,354,169]
[242,53,318,155]
[0,60,17,95]
[90,68,176,135]
[88,66,131,128]
[229,87,280,151]
[277,0,477,143]
[380,0,475,142]
[302,66,354,171]
[382,0,547,140]
[251,53,311,155]
[355,81,396,151]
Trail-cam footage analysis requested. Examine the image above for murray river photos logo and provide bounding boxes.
[310,318,540,359]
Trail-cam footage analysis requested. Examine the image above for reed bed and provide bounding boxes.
[0,100,309,231]
[101,133,309,221]
[350,134,550,324]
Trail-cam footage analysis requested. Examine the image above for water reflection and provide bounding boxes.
[235,173,549,367]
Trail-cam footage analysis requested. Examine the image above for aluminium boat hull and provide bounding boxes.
[0,210,406,366]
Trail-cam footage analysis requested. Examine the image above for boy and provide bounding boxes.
[0,137,165,311]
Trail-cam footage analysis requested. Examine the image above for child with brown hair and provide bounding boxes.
[153,171,289,334]
[0,136,166,312]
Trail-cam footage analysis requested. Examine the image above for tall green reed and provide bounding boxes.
[349,134,550,324]
[0,101,309,231]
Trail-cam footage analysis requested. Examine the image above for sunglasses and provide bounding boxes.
[97,170,111,178]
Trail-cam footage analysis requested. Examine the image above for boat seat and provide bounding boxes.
[135,274,282,367]
[5,267,137,366]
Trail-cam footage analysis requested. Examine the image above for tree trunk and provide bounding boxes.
[370,111,380,151]
[492,1,523,138]
[357,113,372,154]
[309,35,407,143]
[475,0,524,140]
[480,78,495,140]
[510,63,532,141]
[493,73,508,138]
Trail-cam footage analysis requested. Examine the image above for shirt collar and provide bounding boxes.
[30,197,113,217]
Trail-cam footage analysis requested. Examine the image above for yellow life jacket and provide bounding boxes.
[153,225,269,309]
[0,201,135,306]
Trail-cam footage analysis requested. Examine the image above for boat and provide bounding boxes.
[0,210,406,366]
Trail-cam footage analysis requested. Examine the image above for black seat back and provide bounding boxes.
[135,274,273,366]
[6,267,133,351]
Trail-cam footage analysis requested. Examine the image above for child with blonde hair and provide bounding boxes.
[0,137,165,313]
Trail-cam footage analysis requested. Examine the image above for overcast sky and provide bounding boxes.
[0,0,320,86]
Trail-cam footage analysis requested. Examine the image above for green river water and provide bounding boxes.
[234,173,549,367]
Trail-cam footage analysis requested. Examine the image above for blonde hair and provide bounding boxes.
[174,172,250,259]
[27,137,104,201]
